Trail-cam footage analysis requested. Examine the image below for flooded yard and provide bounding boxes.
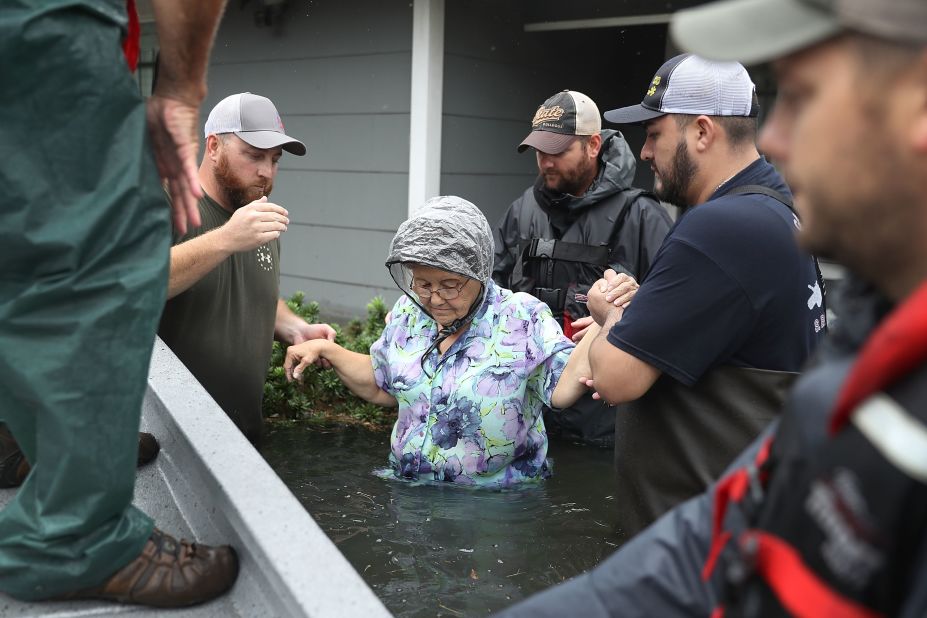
[263,425,622,617]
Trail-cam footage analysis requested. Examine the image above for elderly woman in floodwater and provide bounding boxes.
[284,196,607,487]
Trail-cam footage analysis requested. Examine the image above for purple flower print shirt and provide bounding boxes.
[370,280,573,487]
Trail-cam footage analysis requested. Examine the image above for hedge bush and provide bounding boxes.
[263,292,392,429]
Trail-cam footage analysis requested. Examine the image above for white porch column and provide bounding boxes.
[407,0,445,218]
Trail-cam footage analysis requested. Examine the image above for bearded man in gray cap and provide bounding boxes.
[492,90,672,447]
[159,92,335,446]
[495,0,927,616]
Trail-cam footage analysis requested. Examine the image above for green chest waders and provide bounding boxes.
[0,2,168,599]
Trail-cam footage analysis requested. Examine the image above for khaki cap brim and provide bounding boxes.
[517,131,578,155]
[671,0,842,65]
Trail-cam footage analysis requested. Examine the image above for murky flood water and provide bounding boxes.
[262,425,622,617]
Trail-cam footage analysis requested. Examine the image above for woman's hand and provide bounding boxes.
[284,340,329,381]
[577,376,611,404]
[283,340,397,407]
[570,315,596,342]
[587,270,639,326]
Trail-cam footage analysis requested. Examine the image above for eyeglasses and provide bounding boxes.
[411,280,467,301]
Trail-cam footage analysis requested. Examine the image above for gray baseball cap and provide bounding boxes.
[671,0,927,66]
[204,92,307,156]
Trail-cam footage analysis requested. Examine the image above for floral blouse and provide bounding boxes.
[370,280,573,487]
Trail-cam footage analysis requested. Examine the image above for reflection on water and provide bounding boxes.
[262,425,621,617]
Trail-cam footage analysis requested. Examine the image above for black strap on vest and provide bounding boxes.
[524,238,611,265]
[517,236,611,316]
[516,239,610,314]
[517,188,647,315]
[726,184,828,313]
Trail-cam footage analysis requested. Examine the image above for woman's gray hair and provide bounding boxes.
[386,195,494,284]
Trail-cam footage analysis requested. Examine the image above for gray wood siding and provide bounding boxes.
[441,4,545,228]
[440,1,673,232]
[204,1,413,319]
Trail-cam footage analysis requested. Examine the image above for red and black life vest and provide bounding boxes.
[703,281,927,617]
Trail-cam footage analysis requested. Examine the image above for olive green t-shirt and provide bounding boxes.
[158,194,280,443]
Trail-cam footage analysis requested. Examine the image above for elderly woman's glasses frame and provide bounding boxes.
[411,279,467,301]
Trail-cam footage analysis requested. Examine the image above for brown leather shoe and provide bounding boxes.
[0,430,160,489]
[56,528,239,607]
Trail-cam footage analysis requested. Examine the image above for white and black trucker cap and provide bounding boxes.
[204,92,307,156]
[604,54,759,125]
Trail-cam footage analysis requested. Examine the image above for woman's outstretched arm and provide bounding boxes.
[284,340,398,407]
[550,322,600,409]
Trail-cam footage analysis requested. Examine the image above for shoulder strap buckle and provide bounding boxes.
[525,238,610,266]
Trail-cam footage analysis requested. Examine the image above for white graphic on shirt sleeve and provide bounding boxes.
[257,245,274,272]
[807,281,823,310]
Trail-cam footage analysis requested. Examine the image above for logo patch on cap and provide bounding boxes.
[532,105,566,128]
[604,55,757,124]
[646,75,661,97]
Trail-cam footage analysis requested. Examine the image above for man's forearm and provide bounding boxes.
[591,307,624,387]
[595,307,621,340]
[151,0,228,104]
[274,299,301,343]
[589,307,661,404]
[589,308,620,381]
[167,231,231,299]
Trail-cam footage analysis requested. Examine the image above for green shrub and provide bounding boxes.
[263,293,391,429]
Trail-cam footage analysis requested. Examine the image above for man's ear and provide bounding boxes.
[691,115,717,153]
[205,134,222,161]
[586,133,603,159]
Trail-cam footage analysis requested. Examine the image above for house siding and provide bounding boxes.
[205,1,414,319]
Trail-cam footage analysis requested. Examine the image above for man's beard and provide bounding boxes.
[654,139,697,209]
[544,153,597,196]
[214,153,272,209]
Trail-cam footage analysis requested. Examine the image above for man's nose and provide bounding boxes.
[758,108,789,164]
[257,159,273,178]
[640,143,653,162]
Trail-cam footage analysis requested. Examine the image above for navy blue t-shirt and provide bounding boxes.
[608,157,826,386]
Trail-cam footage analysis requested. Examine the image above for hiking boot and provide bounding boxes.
[55,528,239,607]
[0,430,160,489]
